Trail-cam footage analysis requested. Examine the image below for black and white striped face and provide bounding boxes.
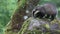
[32,6,46,18]
[34,10,40,16]
[32,9,55,21]
[32,3,58,21]
[32,7,46,19]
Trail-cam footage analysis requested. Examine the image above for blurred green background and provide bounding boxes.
[0,0,60,34]
[0,0,17,34]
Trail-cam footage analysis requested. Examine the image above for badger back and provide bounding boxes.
[43,3,58,15]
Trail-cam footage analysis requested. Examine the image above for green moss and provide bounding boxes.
[18,17,31,34]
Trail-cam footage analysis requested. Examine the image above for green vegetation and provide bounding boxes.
[0,0,60,34]
[0,0,17,34]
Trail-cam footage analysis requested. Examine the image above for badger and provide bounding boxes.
[32,3,58,21]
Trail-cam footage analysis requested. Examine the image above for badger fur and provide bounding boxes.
[32,3,58,20]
